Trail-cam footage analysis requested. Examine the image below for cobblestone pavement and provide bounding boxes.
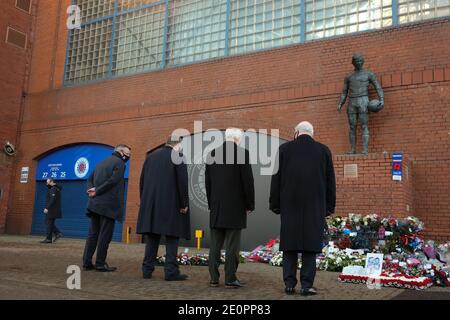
[0,235,449,300]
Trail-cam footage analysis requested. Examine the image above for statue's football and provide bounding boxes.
[368,99,383,113]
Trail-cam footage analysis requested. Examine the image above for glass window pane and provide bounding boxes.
[305,0,398,40]
[229,0,301,53]
[167,0,227,66]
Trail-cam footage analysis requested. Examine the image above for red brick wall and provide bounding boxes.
[335,153,414,219]
[0,0,34,233]
[5,12,450,241]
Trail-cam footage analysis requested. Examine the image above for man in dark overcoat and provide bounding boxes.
[270,121,336,296]
[82,144,131,272]
[41,178,63,243]
[205,128,255,288]
[136,136,190,281]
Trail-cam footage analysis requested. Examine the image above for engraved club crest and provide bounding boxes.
[188,156,208,212]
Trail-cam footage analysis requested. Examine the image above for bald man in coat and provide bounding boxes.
[270,121,336,296]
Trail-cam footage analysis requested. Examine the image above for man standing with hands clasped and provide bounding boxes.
[270,121,336,296]
[82,144,131,272]
[205,128,255,289]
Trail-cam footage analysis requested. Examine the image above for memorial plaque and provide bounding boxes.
[344,164,358,178]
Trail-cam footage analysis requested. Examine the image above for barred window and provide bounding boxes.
[66,20,113,83]
[64,0,450,85]
[77,0,115,23]
[117,0,161,12]
[305,0,393,41]
[113,5,165,75]
[166,0,228,66]
[398,0,450,24]
[229,0,301,55]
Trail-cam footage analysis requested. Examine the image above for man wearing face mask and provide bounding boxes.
[40,178,63,244]
[82,144,131,272]
[136,135,190,281]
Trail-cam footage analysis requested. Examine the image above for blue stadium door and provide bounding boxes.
[31,144,130,242]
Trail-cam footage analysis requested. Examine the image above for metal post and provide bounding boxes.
[108,0,118,78]
[161,0,170,68]
[225,0,231,56]
[300,0,305,43]
[392,0,399,26]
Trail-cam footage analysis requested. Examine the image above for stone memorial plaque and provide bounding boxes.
[344,164,358,178]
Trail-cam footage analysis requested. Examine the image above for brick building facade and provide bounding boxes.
[0,0,35,234]
[1,0,449,241]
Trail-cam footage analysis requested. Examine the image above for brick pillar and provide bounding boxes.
[334,153,413,218]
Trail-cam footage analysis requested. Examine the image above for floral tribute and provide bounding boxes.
[153,214,449,289]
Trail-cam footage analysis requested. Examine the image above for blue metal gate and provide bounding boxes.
[31,144,129,242]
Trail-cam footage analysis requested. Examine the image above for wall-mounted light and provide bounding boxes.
[4,141,16,156]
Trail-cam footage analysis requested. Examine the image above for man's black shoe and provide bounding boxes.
[209,281,219,288]
[53,233,63,242]
[95,264,117,272]
[300,287,317,296]
[40,239,52,244]
[143,273,152,279]
[225,280,243,289]
[285,287,296,295]
[165,274,188,281]
[83,264,95,271]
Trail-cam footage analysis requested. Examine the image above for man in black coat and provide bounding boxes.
[82,144,131,272]
[40,178,63,244]
[205,128,255,288]
[270,121,336,296]
[136,136,190,281]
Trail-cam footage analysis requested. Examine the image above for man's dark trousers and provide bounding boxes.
[83,212,115,267]
[283,251,316,289]
[142,233,180,279]
[209,228,241,284]
[45,217,61,241]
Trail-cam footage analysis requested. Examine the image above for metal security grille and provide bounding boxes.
[6,27,27,49]
[64,0,450,85]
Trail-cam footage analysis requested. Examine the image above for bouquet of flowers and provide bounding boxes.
[248,241,276,263]
[327,214,425,252]
[269,251,283,267]
[317,248,366,272]
[437,242,450,264]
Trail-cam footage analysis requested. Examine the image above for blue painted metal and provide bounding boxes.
[36,143,130,181]
[392,0,399,26]
[300,0,305,43]
[161,0,170,68]
[31,180,127,241]
[33,143,131,241]
[224,0,232,56]
[108,0,118,77]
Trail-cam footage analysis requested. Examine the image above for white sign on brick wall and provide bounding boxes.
[20,167,29,184]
